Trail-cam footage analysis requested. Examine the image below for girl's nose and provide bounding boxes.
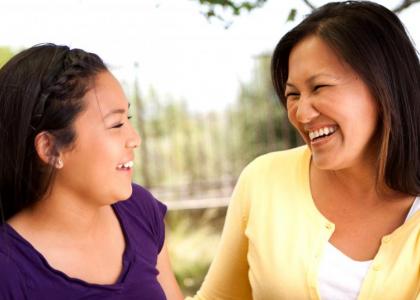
[126,124,141,148]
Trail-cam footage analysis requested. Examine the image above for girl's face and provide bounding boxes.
[285,35,379,171]
[57,71,140,206]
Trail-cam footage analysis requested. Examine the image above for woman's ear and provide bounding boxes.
[34,132,63,169]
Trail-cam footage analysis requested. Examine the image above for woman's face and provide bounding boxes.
[57,71,140,206]
[285,35,379,171]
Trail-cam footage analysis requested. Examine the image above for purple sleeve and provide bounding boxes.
[152,196,167,253]
[0,252,27,299]
[155,199,167,253]
[124,184,167,253]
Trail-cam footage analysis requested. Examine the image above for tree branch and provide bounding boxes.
[302,0,316,10]
[393,0,420,13]
[299,0,420,13]
[194,0,420,25]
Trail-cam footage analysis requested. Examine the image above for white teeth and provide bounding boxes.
[308,126,337,141]
[117,161,134,169]
[124,161,134,168]
[309,132,315,140]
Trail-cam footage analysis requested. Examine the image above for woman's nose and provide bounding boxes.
[296,95,320,123]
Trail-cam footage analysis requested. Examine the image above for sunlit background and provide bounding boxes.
[1,0,418,295]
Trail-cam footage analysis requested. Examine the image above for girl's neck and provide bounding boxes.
[9,185,110,242]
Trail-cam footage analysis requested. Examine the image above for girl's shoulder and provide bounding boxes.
[0,250,27,299]
[114,183,167,222]
[113,183,167,253]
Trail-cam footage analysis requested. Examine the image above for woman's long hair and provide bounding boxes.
[271,1,420,195]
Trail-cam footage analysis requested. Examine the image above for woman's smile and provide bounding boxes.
[309,127,338,147]
[286,35,379,171]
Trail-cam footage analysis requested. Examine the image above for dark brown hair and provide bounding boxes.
[271,1,420,195]
[0,44,107,223]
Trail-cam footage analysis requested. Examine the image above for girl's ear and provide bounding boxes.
[34,132,63,168]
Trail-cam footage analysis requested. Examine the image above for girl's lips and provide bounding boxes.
[117,167,133,177]
[116,160,134,175]
[116,160,134,170]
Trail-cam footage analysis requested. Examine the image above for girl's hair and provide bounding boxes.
[271,1,420,195]
[0,43,107,223]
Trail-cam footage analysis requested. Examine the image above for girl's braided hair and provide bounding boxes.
[0,44,107,223]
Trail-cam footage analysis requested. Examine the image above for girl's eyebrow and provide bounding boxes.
[103,109,126,119]
[103,103,131,119]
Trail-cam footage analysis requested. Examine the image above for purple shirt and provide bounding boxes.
[0,184,167,300]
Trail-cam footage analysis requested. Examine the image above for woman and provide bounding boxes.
[191,1,419,299]
[0,44,183,299]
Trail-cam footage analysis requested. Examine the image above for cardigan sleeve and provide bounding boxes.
[188,164,254,300]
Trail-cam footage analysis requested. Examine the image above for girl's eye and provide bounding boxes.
[111,116,132,129]
[112,123,124,129]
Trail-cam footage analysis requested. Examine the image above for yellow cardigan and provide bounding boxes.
[189,146,420,300]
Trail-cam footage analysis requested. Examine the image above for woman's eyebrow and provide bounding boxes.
[285,82,296,88]
[286,73,338,87]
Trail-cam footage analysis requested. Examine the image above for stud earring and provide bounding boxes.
[56,158,64,169]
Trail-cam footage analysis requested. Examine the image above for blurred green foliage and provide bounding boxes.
[0,47,14,68]
[130,53,301,192]
[166,208,225,295]
[128,53,302,295]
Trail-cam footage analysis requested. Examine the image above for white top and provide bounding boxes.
[318,196,420,300]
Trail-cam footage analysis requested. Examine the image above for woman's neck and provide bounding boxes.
[311,160,408,205]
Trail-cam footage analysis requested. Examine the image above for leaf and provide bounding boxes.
[287,8,297,22]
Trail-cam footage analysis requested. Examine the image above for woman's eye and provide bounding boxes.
[314,85,328,91]
[285,92,300,99]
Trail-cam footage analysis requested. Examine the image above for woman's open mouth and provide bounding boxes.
[308,126,337,144]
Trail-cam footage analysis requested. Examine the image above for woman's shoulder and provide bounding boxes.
[243,145,310,177]
[253,145,308,163]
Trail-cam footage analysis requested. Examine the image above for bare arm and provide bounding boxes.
[157,239,184,300]
[186,165,253,300]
